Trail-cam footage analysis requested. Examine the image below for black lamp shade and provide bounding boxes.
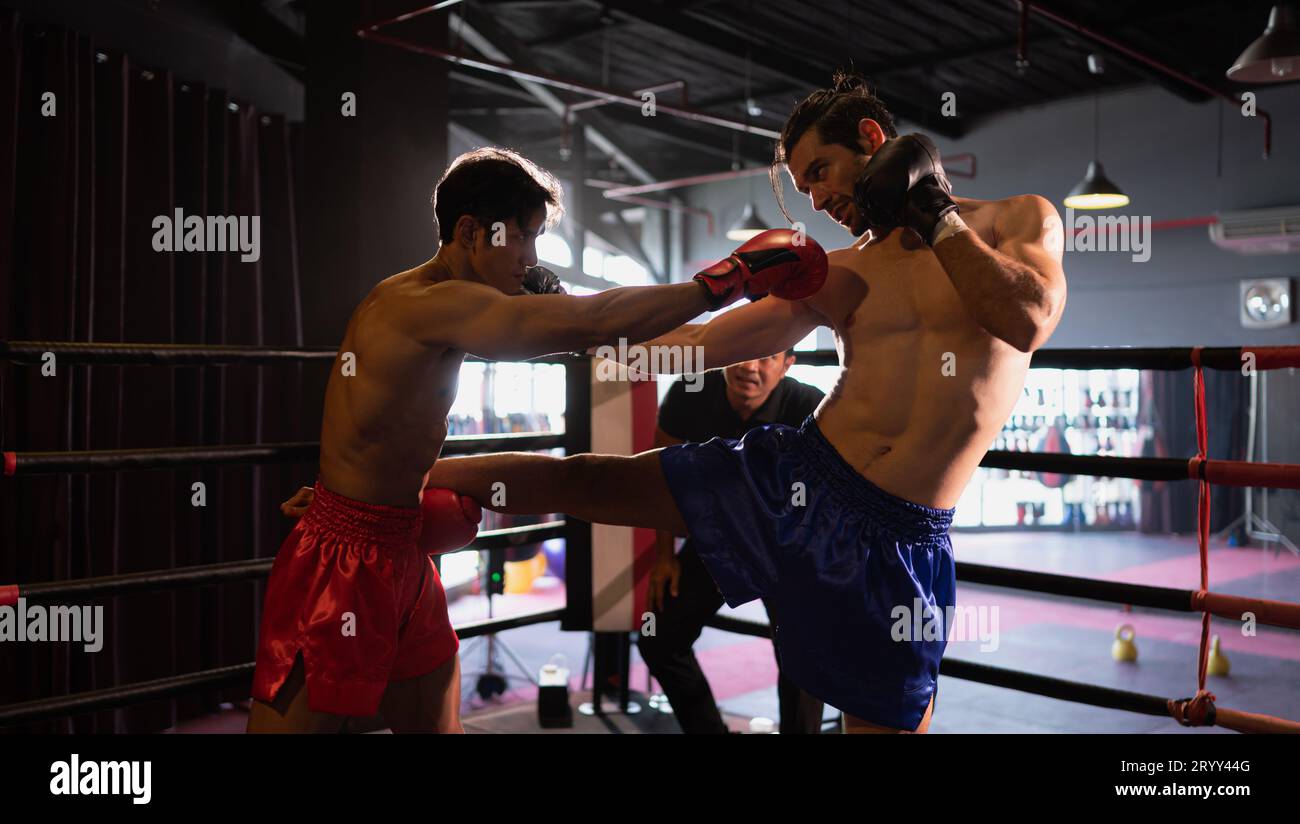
[1064,160,1130,210]
[1227,5,1300,83]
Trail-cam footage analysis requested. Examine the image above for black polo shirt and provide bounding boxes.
[657,369,824,443]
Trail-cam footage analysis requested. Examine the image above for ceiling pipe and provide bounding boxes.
[567,79,689,114]
[357,4,780,139]
[601,166,772,199]
[445,13,656,184]
[1017,1,1273,158]
[369,2,981,230]
[586,180,717,237]
[561,79,690,156]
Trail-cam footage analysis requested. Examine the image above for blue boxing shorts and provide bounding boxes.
[657,415,955,730]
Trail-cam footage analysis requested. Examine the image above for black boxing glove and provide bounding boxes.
[521,265,566,295]
[852,133,958,245]
[905,174,959,247]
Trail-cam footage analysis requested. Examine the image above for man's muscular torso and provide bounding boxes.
[318,268,462,507]
[808,196,1032,510]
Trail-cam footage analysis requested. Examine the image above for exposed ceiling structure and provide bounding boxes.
[427,0,1282,185]
[220,0,1286,188]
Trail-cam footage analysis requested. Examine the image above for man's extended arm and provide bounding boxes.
[932,195,1067,353]
[408,281,711,362]
[605,293,824,373]
[403,229,825,362]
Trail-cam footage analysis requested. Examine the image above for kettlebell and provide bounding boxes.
[1112,623,1138,662]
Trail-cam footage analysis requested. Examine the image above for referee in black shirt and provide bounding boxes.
[643,350,826,734]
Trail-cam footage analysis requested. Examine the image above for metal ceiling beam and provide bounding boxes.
[448,69,545,102]
[583,105,771,165]
[450,105,552,116]
[999,0,1247,104]
[448,66,768,165]
[448,120,497,149]
[208,0,307,80]
[527,2,613,50]
[685,0,1236,119]
[594,0,964,137]
[528,20,610,50]
[447,10,658,184]
[607,211,661,280]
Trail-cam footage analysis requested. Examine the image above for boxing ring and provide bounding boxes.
[2,340,1299,732]
[0,342,588,727]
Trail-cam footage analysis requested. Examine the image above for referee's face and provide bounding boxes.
[723,353,793,404]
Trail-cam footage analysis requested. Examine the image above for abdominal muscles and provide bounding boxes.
[815,332,1029,509]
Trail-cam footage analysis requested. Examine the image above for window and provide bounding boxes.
[955,368,1143,530]
[537,233,572,268]
[584,247,649,287]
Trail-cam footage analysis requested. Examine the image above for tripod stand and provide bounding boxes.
[1215,369,1298,554]
[459,551,537,700]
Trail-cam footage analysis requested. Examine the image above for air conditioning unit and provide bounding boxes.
[1210,206,1300,254]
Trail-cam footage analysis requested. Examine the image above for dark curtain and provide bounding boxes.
[1138,368,1248,535]
[0,10,315,732]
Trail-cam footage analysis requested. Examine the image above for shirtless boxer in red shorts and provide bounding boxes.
[247,147,826,732]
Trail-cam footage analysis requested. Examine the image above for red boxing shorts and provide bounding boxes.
[252,482,460,716]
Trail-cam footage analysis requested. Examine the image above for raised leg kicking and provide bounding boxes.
[423,72,1067,734]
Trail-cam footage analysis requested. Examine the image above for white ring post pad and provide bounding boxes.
[587,363,658,632]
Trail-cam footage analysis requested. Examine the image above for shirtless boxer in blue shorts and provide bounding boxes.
[422,72,1067,733]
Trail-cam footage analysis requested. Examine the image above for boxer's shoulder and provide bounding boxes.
[959,194,1056,247]
[355,275,500,349]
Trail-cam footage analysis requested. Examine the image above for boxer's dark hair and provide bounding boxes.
[770,70,897,222]
[433,147,563,243]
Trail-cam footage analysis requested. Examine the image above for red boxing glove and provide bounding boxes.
[418,487,483,556]
[693,229,827,310]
